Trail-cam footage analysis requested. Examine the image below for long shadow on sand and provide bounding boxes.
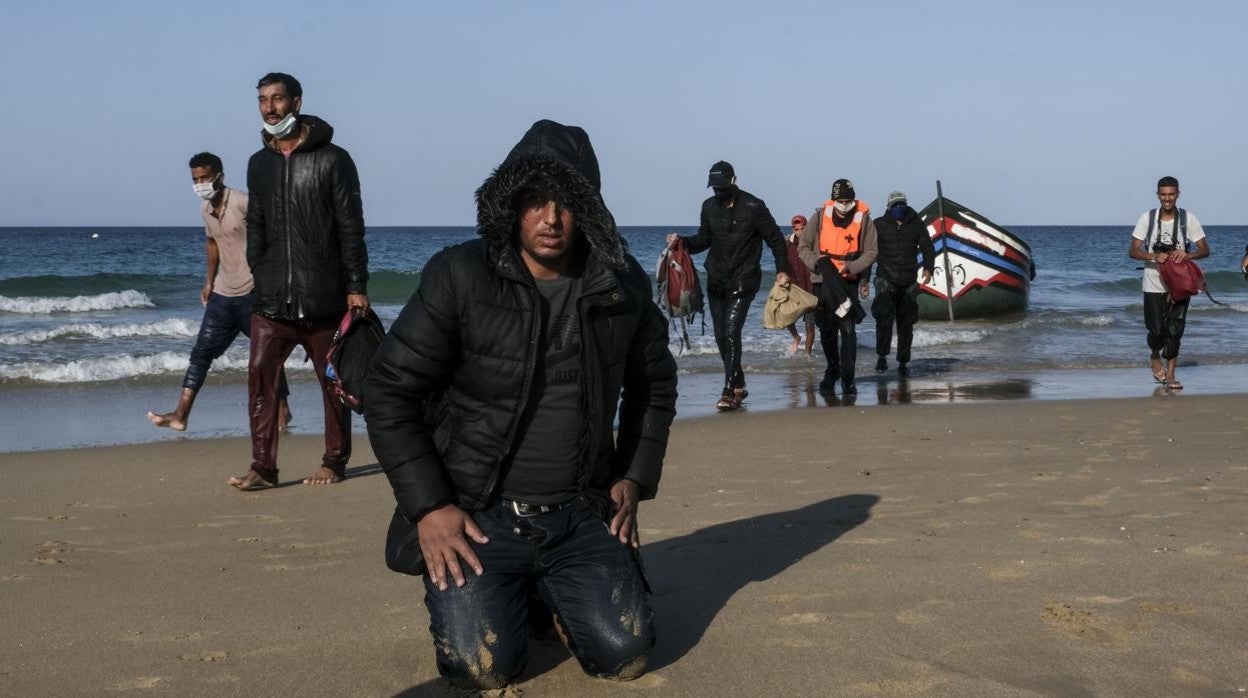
[645,493,879,669]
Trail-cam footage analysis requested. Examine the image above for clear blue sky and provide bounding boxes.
[1,0,1244,226]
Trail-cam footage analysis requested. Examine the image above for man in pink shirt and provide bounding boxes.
[147,152,290,431]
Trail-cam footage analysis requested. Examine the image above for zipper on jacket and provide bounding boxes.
[282,154,294,315]
[480,283,542,502]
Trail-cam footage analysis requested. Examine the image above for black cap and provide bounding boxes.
[707,161,735,187]
[831,178,856,201]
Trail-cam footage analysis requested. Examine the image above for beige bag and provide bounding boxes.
[762,280,818,329]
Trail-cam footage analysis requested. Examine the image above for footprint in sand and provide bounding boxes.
[104,677,164,691]
[197,514,284,528]
[1170,667,1214,688]
[1138,602,1196,615]
[236,537,261,544]
[28,557,65,566]
[1183,544,1221,557]
[11,514,75,522]
[178,651,229,662]
[1,574,32,582]
[1042,601,1134,647]
[986,564,1031,580]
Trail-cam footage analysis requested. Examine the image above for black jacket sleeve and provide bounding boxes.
[755,200,790,276]
[917,220,937,274]
[245,153,267,273]
[611,260,678,499]
[331,149,369,295]
[364,250,460,521]
[681,200,713,254]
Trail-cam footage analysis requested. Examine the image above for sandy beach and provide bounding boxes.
[2,395,1246,696]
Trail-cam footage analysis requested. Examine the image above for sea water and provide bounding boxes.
[2,225,1247,450]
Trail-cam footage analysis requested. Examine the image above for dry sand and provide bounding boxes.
[2,396,1246,696]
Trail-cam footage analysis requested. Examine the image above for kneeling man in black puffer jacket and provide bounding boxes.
[365,120,677,690]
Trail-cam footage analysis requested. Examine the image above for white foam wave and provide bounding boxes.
[911,328,991,347]
[1078,315,1114,326]
[0,290,154,314]
[0,319,197,345]
[1189,302,1248,314]
[0,350,312,383]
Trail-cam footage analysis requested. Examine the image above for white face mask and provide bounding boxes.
[263,112,298,139]
[192,175,220,200]
[834,201,856,214]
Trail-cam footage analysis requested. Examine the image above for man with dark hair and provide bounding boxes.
[666,161,789,411]
[1128,176,1209,389]
[228,72,369,490]
[798,178,878,394]
[147,153,290,432]
[870,191,936,375]
[365,120,677,690]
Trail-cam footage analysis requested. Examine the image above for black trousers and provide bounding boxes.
[708,286,755,393]
[872,277,919,363]
[812,283,857,388]
[1143,292,1189,359]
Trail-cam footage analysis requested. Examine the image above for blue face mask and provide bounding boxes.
[889,203,907,220]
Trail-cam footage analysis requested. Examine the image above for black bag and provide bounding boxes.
[325,308,385,414]
[385,508,426,575]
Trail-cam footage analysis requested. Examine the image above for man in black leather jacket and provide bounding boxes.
[229,72,369,491]
[871,191,935,375]
[365,120,677,690]
[666,162,788,411]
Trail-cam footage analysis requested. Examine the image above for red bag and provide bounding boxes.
[1158,259,1205,302]
[785,239,813,293]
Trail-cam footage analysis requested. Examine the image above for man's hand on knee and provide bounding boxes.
[417,505,489,591]
[609,479,641,548]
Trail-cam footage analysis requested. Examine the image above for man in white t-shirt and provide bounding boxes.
[1127,176,1210,389]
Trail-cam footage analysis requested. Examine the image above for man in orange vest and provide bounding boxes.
[797,179,878,395]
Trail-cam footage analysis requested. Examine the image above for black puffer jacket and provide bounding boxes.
[872,207,936,285]
[364,120,678,522]
[681,190,789,295]
[246,115,368,320]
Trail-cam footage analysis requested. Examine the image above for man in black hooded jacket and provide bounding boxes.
[871,191,935,375]
[365,120,677,689]
[229,72,370,492]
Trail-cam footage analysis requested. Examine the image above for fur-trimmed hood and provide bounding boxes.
[475,119,627,270]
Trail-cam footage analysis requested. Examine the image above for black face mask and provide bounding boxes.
[889,203,907,220]
[712,185,737,203]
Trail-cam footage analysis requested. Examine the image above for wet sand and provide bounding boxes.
[2,396,1246,695]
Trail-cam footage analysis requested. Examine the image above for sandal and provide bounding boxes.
[1164,378,1183,390]
[716,392,738,412]
[1150,360,1166,383]
[733,387,748,404]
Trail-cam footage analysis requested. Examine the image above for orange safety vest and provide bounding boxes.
[819,200,871,278]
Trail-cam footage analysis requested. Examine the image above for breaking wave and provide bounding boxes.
[0,290,154,314]
[0,350,312,383]
[0,319,197,345]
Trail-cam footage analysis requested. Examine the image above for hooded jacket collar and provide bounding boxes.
[261,114,334,154]
[475,120,627,278]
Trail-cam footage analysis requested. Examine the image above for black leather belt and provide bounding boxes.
[500,498,576,517]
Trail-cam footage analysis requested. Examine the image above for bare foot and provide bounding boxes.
[1150,357,1165,383]
[147,411,187,431]
[228,470,277,491]
[303,466,344,486]
[787,339,799,355]
[278,403,293,433]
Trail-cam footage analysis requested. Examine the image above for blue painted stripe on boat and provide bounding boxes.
[928,236,1030,280]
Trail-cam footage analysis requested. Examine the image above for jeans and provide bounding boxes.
[871,277,919,364]
[708,286,755,393]
[183,292,289,397]
[421,498,654,689]
[248,314,349,477]
[1143,292,1189,359]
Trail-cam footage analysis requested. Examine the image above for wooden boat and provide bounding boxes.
[915,190,1035,320]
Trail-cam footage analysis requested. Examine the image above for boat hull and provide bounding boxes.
[915,197,1034,320]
